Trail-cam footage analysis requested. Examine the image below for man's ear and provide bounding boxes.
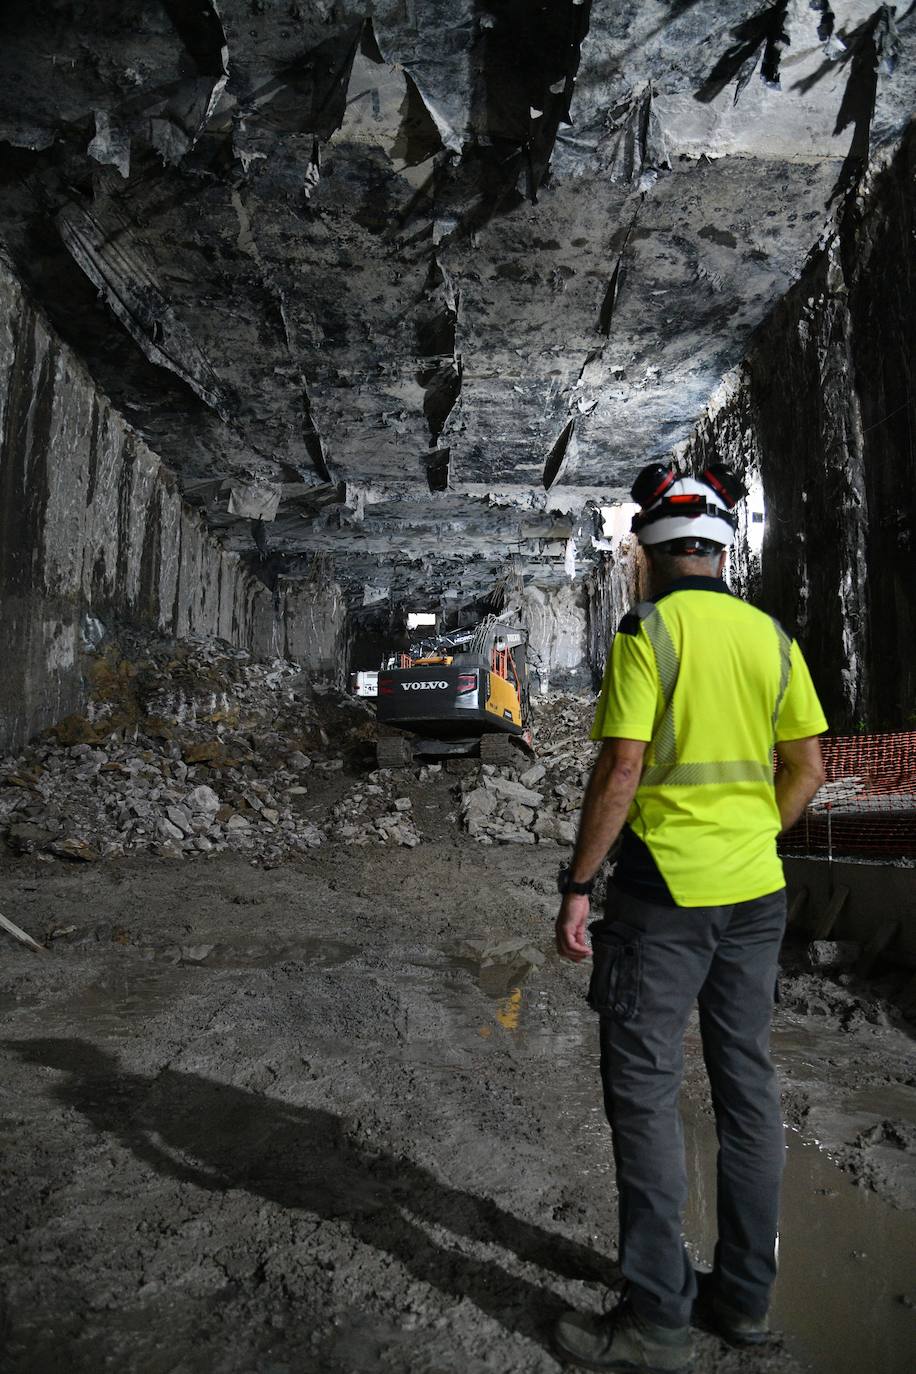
[718,550,727,575]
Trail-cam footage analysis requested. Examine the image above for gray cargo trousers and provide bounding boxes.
[588,886,787,1329]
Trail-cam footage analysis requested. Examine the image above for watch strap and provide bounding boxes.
[558,866,595,896]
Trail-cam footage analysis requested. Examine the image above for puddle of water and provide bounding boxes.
[421,945,585,1055]
[478,960,529,998]
[771,1025,850,1074]
[0,939,363,1042]
[192,937,360,970]
[428,940,548,1000]
[842,1084,916,1128]
[0,991,42,1015]
[494,987,522,1030]
[56,966,197,1036]
[685,1115,915,1374]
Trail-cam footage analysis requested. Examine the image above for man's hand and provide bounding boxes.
[553,737,646,963]
[556,893,592,962]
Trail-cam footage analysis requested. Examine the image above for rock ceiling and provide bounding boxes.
[1,1,913,609]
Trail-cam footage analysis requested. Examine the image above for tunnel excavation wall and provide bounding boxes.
[274,572,349,676]
[585,541,642,689]
[684,128,915,733]
[0,251,346,753]
[514,582,590,694]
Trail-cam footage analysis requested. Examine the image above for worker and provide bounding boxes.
[552,463,827,1372]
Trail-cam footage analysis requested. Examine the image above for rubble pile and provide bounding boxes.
[1,639,600,864]
[0,635,376,865]
[458,695,597,846]
[326,772,425,848]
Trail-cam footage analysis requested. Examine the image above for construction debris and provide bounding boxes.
[0,636,600,864]
[458,695,596,847]
[0,634,374,866]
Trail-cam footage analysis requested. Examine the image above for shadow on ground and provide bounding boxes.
[6,1037,618,1355]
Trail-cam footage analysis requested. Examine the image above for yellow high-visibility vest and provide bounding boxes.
[592,580,828,906]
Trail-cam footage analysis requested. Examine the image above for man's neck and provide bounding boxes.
[648,563,722,598]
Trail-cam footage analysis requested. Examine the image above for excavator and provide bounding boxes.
[373,617,532,767]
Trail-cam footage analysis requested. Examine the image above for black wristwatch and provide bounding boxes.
[557,866,595,897]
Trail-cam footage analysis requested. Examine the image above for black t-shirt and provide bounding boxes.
[612,823,676,906]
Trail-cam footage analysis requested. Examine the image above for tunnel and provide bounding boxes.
[0,4,914,1372]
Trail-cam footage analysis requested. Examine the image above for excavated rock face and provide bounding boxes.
[0,248,352,753]
[683,127,915,731]
[1,1,912,616]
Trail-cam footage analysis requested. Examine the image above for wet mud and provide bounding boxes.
[0,845,913,1372]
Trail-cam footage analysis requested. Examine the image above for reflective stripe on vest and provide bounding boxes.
[634,601,790,787]
[770,618,792,752]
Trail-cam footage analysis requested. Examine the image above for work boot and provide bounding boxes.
[553,1301,693,1372]
[692,1271,771,1347]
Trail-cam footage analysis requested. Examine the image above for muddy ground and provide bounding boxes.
[1,770,914,1374]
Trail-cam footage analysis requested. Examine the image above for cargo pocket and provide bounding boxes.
[586,920,642,1020]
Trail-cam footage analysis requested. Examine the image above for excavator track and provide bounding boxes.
[479,733,518,764]
[376,734,413,768]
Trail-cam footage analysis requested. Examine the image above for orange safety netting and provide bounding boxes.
[778,731,916,858]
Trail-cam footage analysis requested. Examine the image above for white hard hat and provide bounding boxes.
[630,466,742,549]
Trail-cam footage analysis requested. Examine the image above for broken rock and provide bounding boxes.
[48,837,101,862]
[808,940,861,971]
[519,763,547,788]
[482,775,544,808]
[6,822,57,854]
[534,813,577,845]
[166,806,193,835]
[158,819,186,842]
[185,784,220,815]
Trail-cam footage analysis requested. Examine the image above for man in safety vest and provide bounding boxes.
[553,463,827,1372]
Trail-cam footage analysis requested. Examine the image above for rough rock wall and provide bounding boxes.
[0,253,345,751]
[514,583,589,693]
[683,130,915,732]
[585,540,643,688]
[273,575,349,678]
[504,526,643,693]
[842,129,915,731]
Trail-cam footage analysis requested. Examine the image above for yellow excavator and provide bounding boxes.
[374,618,532,766]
